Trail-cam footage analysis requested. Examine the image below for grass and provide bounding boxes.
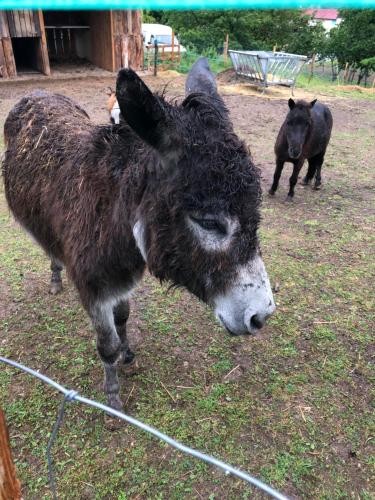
[297,71,375,100]
[152,51,232,75]
[0,77,374,500]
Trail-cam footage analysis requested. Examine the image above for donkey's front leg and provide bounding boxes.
[89,302,123,410]
[113,299,135,367]
[269,159,285,196]
[286,159,304,201]
[50,257,63,295]
[301,159,317,186]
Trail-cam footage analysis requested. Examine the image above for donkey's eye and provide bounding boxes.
[190,216,227,235]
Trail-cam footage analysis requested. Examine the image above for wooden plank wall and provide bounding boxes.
[0,10,49,78]
[112,10,143,71]
[6,10,39,37]
[0,11,16,77]
[89,11,114,72]
[0,11,9,77]
[35,10,50,75]
[0,10,10,38]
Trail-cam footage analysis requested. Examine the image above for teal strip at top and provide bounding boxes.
[0,0,374,9]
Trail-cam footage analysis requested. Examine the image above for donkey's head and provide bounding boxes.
[116,69,275,335]
[285,98,317,159]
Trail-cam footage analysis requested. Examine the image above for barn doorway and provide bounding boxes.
[11,37,40,73]
[43,11,91,67]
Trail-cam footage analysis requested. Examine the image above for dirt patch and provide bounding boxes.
[336,84,375,93]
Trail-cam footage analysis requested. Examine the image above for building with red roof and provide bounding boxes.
[305,9,342,31]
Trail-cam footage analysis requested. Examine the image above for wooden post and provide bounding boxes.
[1,38,16,77]
[0,40,9,78]
[121,34,129,68]
[343,62,349,82]
[0,408,21,500]
[171,31,174,63]
[223,33,229,63]
[308,54,316,83]
[153,40,158,76]
[36,9,50,76]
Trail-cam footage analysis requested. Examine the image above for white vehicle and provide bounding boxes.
[142,23,186,53]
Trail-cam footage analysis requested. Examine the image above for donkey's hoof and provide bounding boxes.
[119,357,139,376]
[123,348,135,365]
[104,414,124,430]
[268,189,276,196]
[313,184,321,191]
[301,178,310,186]
[104,395,124,430]
[285,195,294,203]
[49,282,63,295]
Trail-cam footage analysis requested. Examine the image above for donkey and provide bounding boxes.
[106,87,121,124]
[2,65,275,410]
[269,98,333,201]
[185,57,217,97]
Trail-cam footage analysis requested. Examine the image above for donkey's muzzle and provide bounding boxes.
[213,255,276,336]
[288,147,301,159]
[250,313,267,330]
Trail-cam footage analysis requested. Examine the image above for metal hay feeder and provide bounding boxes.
[229,50,308,94]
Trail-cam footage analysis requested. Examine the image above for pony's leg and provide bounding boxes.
[50,257,63,295]
[286,159,304,201]
[113,299,135,366]
[88,300,123,410]
[301,159,317,185]
[313,151,325,190]
[269,159,285,195]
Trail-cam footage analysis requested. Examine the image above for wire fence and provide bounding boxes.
[0,356,289,500]
[144,47,232,75]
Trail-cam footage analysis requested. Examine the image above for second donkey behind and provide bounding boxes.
[269,98,333,201]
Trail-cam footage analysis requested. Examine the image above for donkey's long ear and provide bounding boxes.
[116,69,180,159]
[310,99,317,108]
[288,98,295,110]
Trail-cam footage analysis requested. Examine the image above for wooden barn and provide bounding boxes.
[0,9,143,78]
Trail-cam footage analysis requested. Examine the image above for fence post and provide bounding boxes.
[0,407,21,500]
[171,31,175,63]
[154,40,158,76]
[343,62,349,82]
[308,54,316,83]
[223,34,229,63]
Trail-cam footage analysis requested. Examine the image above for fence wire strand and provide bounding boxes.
[46,391,77,500]
[0,356,289,500]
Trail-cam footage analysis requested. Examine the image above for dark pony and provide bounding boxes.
[269,98,333,200]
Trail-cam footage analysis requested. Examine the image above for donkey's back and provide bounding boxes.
[4,90,90,146]
[3,92,94,256]
[185,57,217,97]
[309,102,333,153]
[2,90,134,283]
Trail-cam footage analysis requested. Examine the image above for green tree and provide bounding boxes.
[150,10,324,55]
[286,20,327,58]
[328,10,375,84]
